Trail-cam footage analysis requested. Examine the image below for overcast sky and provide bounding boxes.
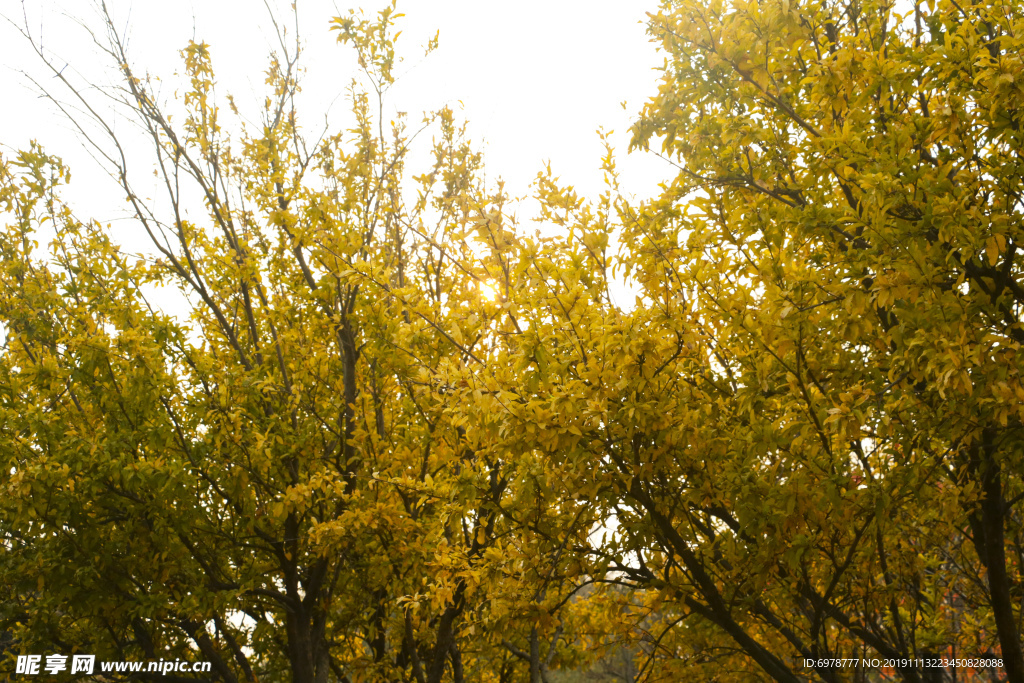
[1,0,672,234]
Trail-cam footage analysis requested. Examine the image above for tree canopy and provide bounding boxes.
[1,0,1022,682]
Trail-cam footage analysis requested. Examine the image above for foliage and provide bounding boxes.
[0,5,590,683]
[450,0,1024,680]
[2,0,1024,682]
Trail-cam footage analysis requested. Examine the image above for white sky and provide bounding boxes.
[1,1,671,221]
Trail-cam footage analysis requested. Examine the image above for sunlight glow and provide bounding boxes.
[478,281,498,302]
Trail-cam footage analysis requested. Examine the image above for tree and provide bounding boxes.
[0,4,597,682]
[444,0,1024,680]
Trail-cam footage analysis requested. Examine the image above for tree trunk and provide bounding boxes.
[975,450,1024,683]
[529,627,542,683]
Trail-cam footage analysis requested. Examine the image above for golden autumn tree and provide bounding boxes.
[0,5,598,682]
[441,0,1024,681]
